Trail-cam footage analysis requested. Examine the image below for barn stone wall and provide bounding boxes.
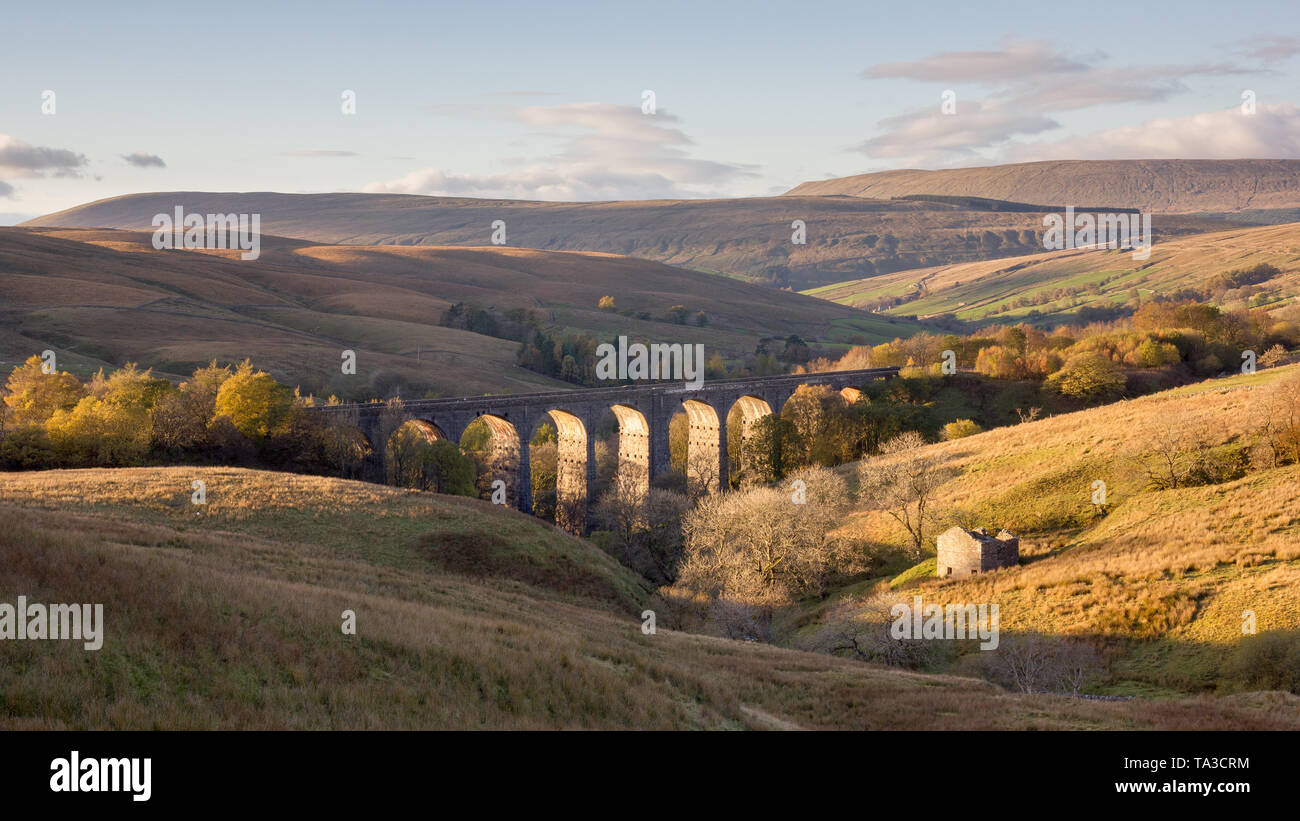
[936,527,1019,577]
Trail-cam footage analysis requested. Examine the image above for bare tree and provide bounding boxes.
[685,445,721,499]
[985,634,1104,695]
[555,490,587,535]
[1259,344,1288,369]
[1015,406,1042,424]
[808,595,945,669]
[708,597,772,642]
[1256,373,1300,468]
[677,466,854,602]
[1138,418,1208,490]
[594,467,648,544]
[857,431,954,560]
[1138,417,1243,490]
[594,468,690,583]
[781,467,855,597]
[1056,641,1104,696]
[988,634,1057,694]
[639,488,691,582]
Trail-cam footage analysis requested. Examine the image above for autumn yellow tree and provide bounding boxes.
[213,360,292,441]
[3,355,85,428]
[1046,352,1126,400]
[46,364,170,465]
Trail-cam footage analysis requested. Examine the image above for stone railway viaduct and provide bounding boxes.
[313,367,899,531]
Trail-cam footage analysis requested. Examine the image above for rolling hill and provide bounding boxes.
[2,465,1293,729]
[808,363,1300,698]
[806,220,1300,325]
[0,226,918,398]
[786,159,1300,215]
[23,191,1232,289]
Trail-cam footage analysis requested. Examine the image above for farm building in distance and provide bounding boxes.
[936,527,1019,577]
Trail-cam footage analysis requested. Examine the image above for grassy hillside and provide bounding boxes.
[0,227,913,397]
[806,221,1300,324]
[786,159,1300,214]
[23,191,1230,289]
[816,363,1300,696]
[2,465,1294,729]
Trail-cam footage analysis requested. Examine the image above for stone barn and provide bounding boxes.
[935,527,1019,578]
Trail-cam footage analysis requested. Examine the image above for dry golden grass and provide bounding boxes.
[832,364,1300,692]
[4,466,1295,728]
[24,189,1233,290]
[0,467,652,613]
[0,225,888,396]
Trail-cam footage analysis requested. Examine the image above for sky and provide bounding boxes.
[1,0,1298,222]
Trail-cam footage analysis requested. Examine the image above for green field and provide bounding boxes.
[806,222,1300,326]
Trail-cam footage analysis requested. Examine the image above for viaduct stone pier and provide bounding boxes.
[312,367,898,532]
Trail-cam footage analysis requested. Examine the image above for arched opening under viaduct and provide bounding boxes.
[460,413,522,508]
[726,395,774,487]
[385,419,472,492]
[525,409,590,534]
[681,399,723,496]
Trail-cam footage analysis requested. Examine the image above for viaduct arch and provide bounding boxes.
[314,367,897,533]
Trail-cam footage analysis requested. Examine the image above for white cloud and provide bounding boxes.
[862,39,1087,83]
[855,101,1058,164]
[1007,103,1300,161]
[365,103,756,200]
[854,39,1267,166]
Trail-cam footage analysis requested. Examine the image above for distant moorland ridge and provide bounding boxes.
[785,159,1300,214]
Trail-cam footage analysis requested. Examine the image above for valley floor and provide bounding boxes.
[2,465,1297,729]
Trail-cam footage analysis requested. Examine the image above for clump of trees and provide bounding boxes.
[1,357,319,470]
[1136,419,1249,491]
[0,356,481,498]
[1131,375,1300,491]
[807,599,1105,692]
[1197,263,1280,302]
[1221,630,1300,694]
[736,383,927,486]
[803,300,1299,398]
[441,302,544,341]
[516,330,603,386]
[386,427,475,495]
[667,430,961,637]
